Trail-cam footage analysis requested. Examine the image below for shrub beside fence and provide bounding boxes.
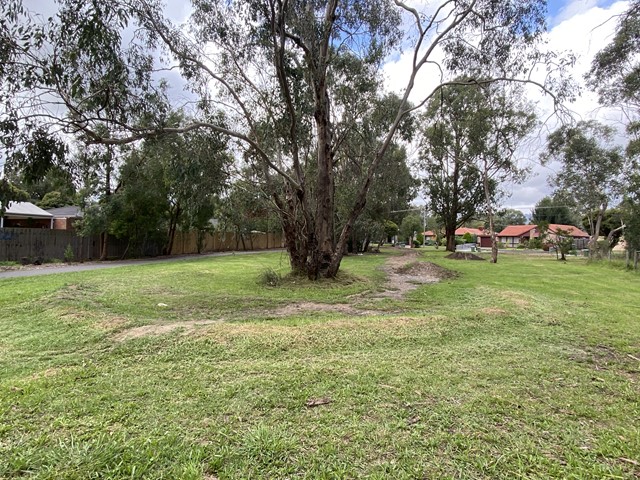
[0,228,283,262]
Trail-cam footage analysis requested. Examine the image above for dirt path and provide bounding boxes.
[373,250,455,299]
[114,250,454,341]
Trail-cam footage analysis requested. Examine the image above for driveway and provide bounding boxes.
[0,250,284,280]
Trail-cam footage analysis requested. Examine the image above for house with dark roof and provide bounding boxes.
[46,206,83,231]
[0,202,54,229]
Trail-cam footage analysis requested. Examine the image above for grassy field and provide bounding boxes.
[1,249,638,479]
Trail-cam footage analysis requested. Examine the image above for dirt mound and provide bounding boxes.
[445,252,485,261]
[394,261,456,279]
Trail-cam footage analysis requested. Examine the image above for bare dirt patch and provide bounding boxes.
[113,250,455,341]
[445,252,485,261]
[270,302,379,317]
[113,319,223,341]
[96,315,130,331]
[372,250,455,300]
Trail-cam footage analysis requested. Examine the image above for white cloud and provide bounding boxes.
[550,0,601,26]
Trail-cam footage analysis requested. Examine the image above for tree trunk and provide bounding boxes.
[482,157,498,263]
[588,203,607,258]
[362,235,370,253]
[445,224,456,252]
[100,232,108,261]
[99,147,113,261]
[606,223,625,251]
[164,204,181,256]
[312,88,335,279]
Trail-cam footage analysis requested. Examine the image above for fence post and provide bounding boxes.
[635,250,639,270]
[627,249,631,268]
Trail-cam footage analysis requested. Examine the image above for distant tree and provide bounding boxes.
[547,227,575,261]
[399,213,423,246]
[421,81,534,258]
[475,85,535,263]
[37,190,76,210]
[217,178,275,251]
[336,141,418,253]
[531,195,580,226]
[622,173,640,252]
[492,209,527,233]
[420,84,488,252]
[0,178,28,215]
[582,208,625,252]
[74,140,120,260]
[383,220,399,244]
[541,121,626,258]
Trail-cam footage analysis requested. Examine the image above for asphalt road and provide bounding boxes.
[0,250,284,280]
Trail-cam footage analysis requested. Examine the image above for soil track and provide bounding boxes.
[113,250,455,341]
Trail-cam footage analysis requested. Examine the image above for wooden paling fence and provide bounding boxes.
[169,230,283,255]
[0,228,283,262]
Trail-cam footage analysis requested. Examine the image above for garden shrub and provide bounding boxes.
[257,268,282,287]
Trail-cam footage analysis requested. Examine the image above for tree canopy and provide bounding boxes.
[420,82,535,254]
[541,121,626,257]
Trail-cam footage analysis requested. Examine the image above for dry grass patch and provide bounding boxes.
[480,307,508,315]
[499,290,534,308]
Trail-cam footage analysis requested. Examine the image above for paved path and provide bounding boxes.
[0,250,284,280]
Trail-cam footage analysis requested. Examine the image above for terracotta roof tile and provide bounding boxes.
[497,224,537,237]
[548,224,589,237]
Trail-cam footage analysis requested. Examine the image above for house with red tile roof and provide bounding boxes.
[423,230,437,241]
[496,224,539,248]
[497,223,590,249]
[547,224,589,238]
[546,224,590,249]
[455,227,484,236]
[423,227,485,244]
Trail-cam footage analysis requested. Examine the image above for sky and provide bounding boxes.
[382,0,630,215]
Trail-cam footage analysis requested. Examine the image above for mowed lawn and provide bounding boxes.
[1,249,638,479]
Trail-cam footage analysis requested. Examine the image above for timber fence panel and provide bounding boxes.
[1,228,283,262]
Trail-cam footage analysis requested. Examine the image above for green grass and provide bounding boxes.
[1,249,639,479]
